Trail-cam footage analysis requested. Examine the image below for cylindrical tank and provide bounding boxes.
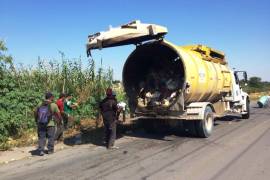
[122,40,232,112]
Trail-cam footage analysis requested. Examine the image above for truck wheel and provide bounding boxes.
[195,106,214,138]
[242,99,250,119]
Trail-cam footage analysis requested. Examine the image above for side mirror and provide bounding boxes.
[243,72,248,82]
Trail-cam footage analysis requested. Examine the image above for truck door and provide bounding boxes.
[232,71,248,102]
[86,20,168,56]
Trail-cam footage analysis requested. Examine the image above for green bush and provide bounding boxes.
[242,76,270,93]
[0,40,127,147]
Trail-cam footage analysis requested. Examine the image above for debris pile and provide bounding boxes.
[137,71,182,108]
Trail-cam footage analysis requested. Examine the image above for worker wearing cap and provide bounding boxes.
[34,92,62,156]
[99,88,119,149]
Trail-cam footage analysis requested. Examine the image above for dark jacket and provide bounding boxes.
[99,96,118,121]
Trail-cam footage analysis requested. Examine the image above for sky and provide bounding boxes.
[1,0,270,81]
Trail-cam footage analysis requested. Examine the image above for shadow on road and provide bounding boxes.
[62,120,179,147]
[215,115,242,123]
[63,122,136,147]
[121,119,196,140]
[63,113,254,147]
[63,127,105,147]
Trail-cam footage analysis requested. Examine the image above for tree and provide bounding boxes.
[0,40,13,72]
[0,41,12,63]
[248,76,262,88]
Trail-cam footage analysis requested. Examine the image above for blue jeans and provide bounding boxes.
[38,123,55,152]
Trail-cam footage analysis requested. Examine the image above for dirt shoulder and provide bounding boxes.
[0,142,72,164]
[0,118,135,165]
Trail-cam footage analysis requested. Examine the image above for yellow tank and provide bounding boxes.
[122,40,232,112]
[170,42,232,103]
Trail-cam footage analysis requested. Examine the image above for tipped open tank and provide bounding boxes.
[123,41,186,114]
[86,20,233,117]
[86,21,251,138]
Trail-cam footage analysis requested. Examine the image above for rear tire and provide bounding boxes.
[242,99,250,119]
[194,106,214,138]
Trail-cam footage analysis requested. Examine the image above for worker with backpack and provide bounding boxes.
[35,92,62,156]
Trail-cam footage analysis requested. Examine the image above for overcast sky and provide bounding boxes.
[1,0,270,81]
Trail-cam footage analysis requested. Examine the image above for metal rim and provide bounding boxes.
[205,113,213,132]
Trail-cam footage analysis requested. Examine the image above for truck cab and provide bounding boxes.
[230,71,250,118]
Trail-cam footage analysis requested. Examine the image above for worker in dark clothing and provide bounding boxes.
[99,88,119,149]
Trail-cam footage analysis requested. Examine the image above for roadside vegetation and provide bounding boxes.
[241,77,270,100]
[242,77,270,93]
[0,40,126,150]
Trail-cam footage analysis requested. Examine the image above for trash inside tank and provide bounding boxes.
[122,42,185,112]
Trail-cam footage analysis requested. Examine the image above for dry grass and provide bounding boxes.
[0,119,100,151]
[0,130,38,151]
[249,91,270,100]
[63,118,101,138]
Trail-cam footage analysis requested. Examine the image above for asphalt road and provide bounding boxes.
[1,104,270,180]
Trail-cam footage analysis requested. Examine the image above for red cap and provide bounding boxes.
[106,88,112,96]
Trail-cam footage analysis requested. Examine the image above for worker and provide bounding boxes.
[111,91,127,123]
[117,101,127,122]
[55,93,66,141]
[35,92,62,156]
[99,88,119,149]
[64,93,78,129]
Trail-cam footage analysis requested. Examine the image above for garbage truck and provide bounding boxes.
[86,20,250,137]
